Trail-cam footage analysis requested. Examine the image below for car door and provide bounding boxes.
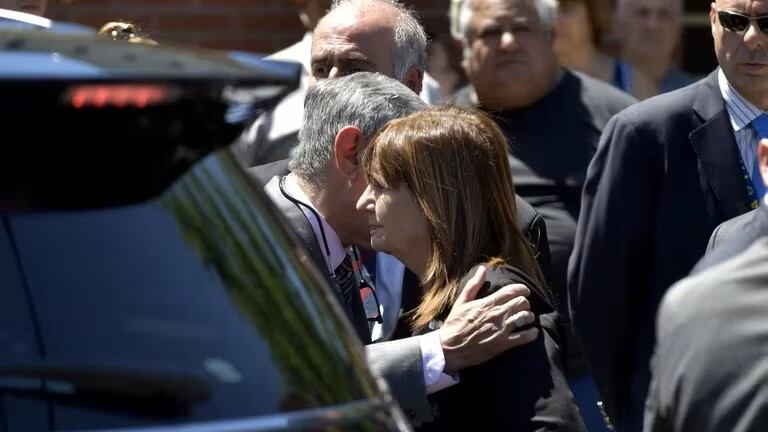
[0,216,49,432]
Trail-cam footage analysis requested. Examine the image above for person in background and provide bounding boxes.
[568,0,768,429]
[0,0,46,16]
[356,105,585,431]
[613,0,697,96]
[450,0,635,429]
[235,0,441,167]
[554,0,655,98]
[426,33,468,101]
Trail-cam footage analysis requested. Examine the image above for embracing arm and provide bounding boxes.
[365,266,537,425]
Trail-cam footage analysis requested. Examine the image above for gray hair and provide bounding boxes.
[451,0,559,41]
[329,0,428,79]
[290,72,427,187]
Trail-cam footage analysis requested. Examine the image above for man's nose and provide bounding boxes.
[328,66,340,79]
[499,31,516,50]
[743,21,766,49]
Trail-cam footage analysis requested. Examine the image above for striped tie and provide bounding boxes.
[336,253,356,313]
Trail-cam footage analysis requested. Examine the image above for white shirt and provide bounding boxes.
[370,253,405,341]
[718,69,766,184]
[281,174,458,393]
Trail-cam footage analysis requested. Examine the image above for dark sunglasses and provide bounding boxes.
[717,9,768,33]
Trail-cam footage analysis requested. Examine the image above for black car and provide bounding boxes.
[0,18,410,432]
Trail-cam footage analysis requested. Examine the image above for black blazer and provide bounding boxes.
[568,71,754,430]
[645,238,768,432]
[693,204,768,274]
[418,265,586,432]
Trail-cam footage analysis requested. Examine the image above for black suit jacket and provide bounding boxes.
[693,204,768,273]
[644,238,768,432]
[568,71,754,430]
[419,265,586,432]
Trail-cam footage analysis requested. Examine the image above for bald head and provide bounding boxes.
[310,0,427,93]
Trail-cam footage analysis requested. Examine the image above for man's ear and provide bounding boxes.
[758,138,768,188]
[402,67,424,96]
[333,126,364,179]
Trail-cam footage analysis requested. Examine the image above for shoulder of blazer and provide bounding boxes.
[263,176,330,280]
[608,71,717,132]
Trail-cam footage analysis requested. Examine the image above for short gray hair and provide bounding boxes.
[290,72,427,187]
[452,0,559,41]
[329,0,428,80]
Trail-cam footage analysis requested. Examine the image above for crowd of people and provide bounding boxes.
[245,0,768,431]
[6,0,768,431]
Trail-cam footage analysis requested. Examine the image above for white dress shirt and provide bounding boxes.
[281,174,458,394]
[370,253,405,342]
[718,69,766,184]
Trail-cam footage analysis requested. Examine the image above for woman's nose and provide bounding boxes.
[356,185,374,212]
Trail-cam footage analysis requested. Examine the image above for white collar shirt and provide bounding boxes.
[718,68,767,185]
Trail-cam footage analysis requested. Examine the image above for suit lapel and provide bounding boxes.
[264,175,329,274]
[264,175,373,344]
[689,71,753,220]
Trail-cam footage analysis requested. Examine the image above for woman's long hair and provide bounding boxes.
[361,105,548,331]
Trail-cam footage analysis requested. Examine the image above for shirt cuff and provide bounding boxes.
[419,330,460,395]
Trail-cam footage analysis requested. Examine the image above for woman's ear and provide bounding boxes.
[333,126,364,178]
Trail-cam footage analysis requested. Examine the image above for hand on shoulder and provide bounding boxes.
[439,265,538,372]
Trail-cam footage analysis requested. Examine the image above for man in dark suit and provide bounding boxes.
[263,71,543,425]
[568,1,768,430]
[642,133,768,432]
[642,238,768,432]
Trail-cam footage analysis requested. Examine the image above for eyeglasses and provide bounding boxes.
[717,9,768,34]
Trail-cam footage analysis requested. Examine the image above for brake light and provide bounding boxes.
[68,84,170,109]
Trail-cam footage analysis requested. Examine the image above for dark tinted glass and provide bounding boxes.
[1,149,386,430]
[718,10,768,32]
[0,219,49,431]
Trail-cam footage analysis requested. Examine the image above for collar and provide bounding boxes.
[718,68,764,132]
[283,174,347,271]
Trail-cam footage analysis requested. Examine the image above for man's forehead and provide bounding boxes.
[312,33,373,61]
[471,0,538,22]
[312,11,396,57]
[715,0,768,12]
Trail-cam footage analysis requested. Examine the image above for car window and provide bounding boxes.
[2,149,378,430]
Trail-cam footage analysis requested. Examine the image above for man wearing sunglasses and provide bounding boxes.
[569,1,768,431]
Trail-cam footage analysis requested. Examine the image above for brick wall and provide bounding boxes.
[46,0,452,55]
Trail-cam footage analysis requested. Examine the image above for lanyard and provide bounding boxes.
[279,176,382,323]
[737,155,761,210]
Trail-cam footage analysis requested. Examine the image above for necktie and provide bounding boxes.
[335,253,356,314]
[750,114,768,199]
